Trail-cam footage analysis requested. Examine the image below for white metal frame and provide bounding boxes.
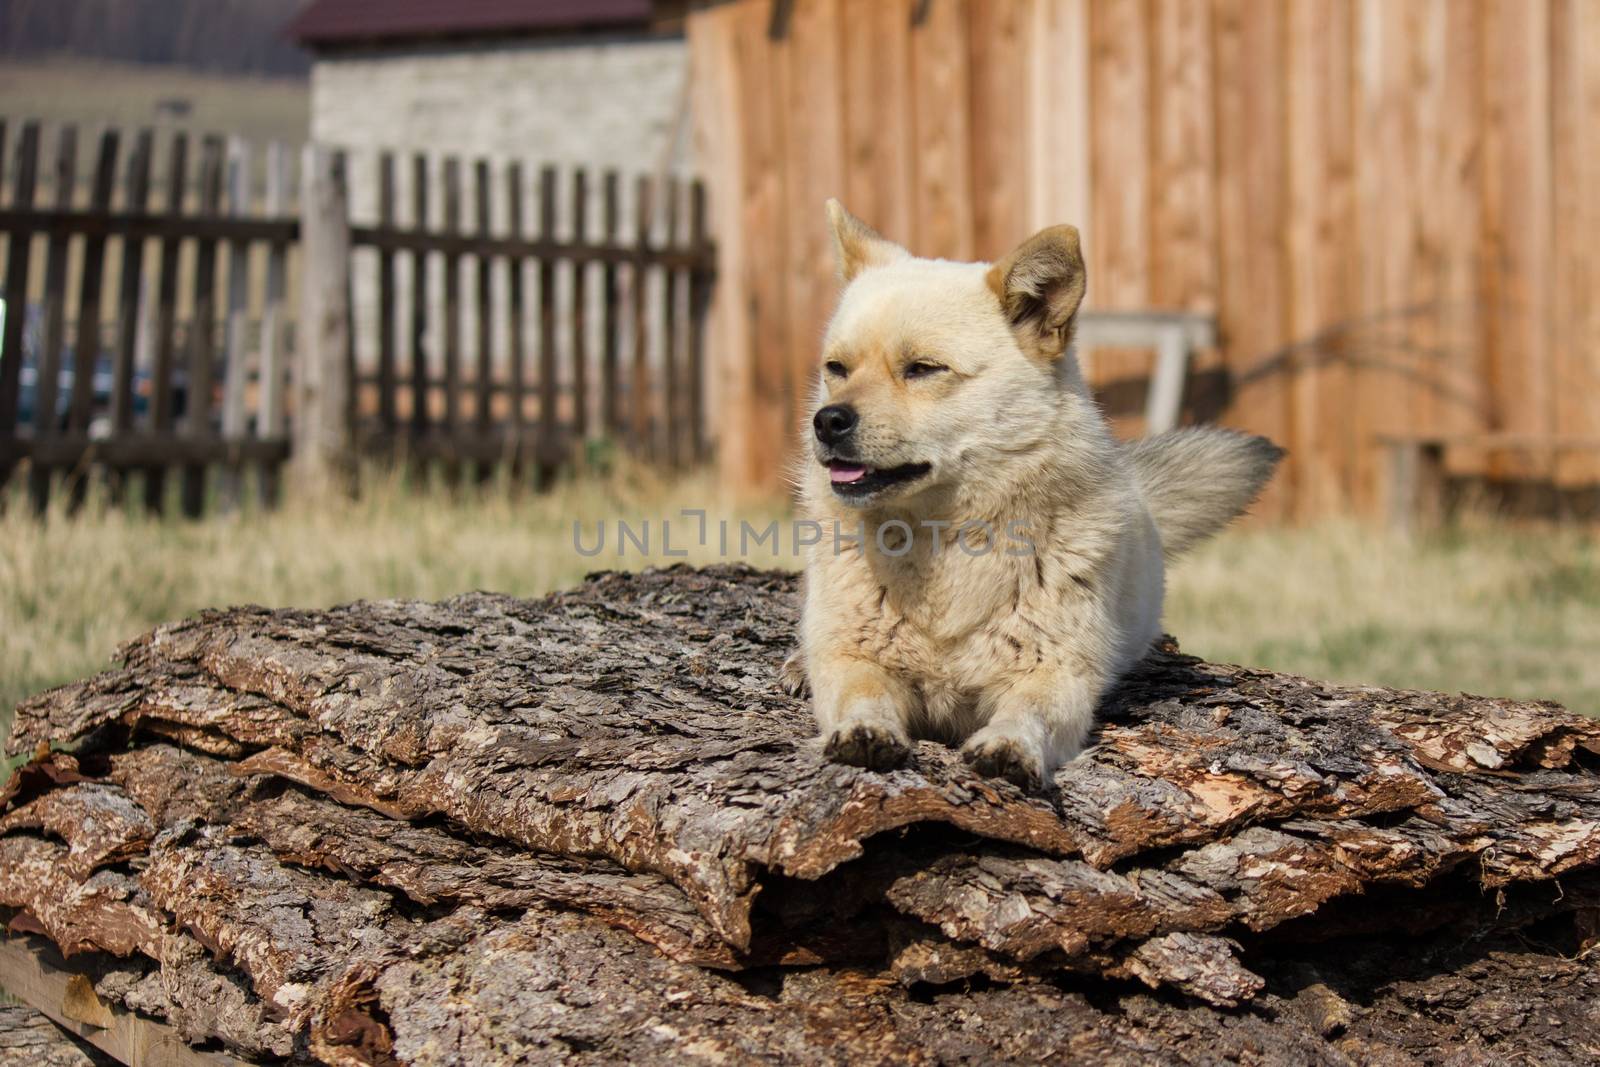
[1073,310,1216,435]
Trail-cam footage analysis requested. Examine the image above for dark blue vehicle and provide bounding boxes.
[3,298,170,434]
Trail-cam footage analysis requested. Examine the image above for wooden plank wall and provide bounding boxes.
[689,0,1600,517]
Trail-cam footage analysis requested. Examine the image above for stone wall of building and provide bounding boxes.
[311,34,690,201]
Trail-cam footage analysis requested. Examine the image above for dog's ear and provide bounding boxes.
[986,225,1087,361]
[826,199,909,282]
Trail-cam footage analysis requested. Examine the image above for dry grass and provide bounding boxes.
[1166,521,1600,716]
[0,467,787,726]
[3,476,1597,741]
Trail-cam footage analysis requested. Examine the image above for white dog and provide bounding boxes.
[797,200,1281,789]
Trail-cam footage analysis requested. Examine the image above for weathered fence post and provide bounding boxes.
[219,136,252,512]
[257,142,291,507]
[294,144,355,497]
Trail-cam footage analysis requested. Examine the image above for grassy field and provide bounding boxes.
[3,475,1597,740]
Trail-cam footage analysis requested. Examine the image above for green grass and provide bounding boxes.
[3,475,1597,745]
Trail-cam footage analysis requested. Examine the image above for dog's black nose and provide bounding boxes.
[813,404,858,446]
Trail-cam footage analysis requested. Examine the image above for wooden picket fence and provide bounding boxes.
[0,118,716,515]
[345,154,713,477]
[0,121,295,515]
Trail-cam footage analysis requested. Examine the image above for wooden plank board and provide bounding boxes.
[686,7,736,473]
[409,154,431,438]
[1479,0,1554,483]
[217,137,251,511]
[376,152,398,434]
[0,938,244,1067]
[180,137,224,518]
[0,121,40,490]
[966,0,1030,257]
[506,162,528,436]
[908,0,973,261]
[661,175,681,464]
[28,124,78,512]
[1,434,290,468]
[778,0,845,455]
[110,130,153,438]
[540,165,560,467]
[1285,0,1357,516]
[629,173,653,452]
[220,137,251,443]
[68,130,120,438]
[1025,0,1092,244]
[292,145,354,496]
[1147,0,1217,317]
[687,181,710,462]
[1087,0,1149,311]
[601,171,621,437]
[1086,0,1151,430]
[570,168,590,441]
[473,159,494,445]
[728,0,792,492]
[1420,0,1489,483]
[257,142,290,507]
[840,0,915,246]
[1358,0,1469,511]
[0,209,295,244]
[1148,0,1223,435]
[1551,0,1600,487]
[1212,0,1291,518]
[440,157,464,444]
[144,131,188,513]
[340,226,708,268]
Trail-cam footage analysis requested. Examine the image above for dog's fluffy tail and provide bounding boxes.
[1128,428,1284,560]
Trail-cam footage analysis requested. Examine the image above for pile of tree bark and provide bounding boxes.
[2,564,1599,1065]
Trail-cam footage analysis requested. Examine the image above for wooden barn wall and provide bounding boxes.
[688,0,1600,517]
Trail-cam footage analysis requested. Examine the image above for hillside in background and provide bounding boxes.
[0,58,310,146]
[0,0,311,76]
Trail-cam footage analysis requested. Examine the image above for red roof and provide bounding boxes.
[288,0,656,47]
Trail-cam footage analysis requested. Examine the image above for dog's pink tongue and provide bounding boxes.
[829,462,868,484]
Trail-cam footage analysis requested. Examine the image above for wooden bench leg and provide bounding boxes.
[1144,326,1188,436]
[1387,442,1446,534]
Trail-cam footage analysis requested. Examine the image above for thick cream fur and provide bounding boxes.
[801,201,1277,787]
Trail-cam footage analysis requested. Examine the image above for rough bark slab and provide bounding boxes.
[308,900,1600,1067]
[90,933,299,1061]
[0,783,154,880]
[14,567,1598,961]
[0,837,163,958]
[229,788,746,969]
[4,565,1600,1064]
[104,743,259,827]
[137,823,434,1028]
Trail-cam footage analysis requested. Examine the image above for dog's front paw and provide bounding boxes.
[779,649,809,697]
[961,729,1045,791]
[824,721,910,771]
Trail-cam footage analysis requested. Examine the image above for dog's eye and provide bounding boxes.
[903,360,947,379]
[824,360,848,378]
